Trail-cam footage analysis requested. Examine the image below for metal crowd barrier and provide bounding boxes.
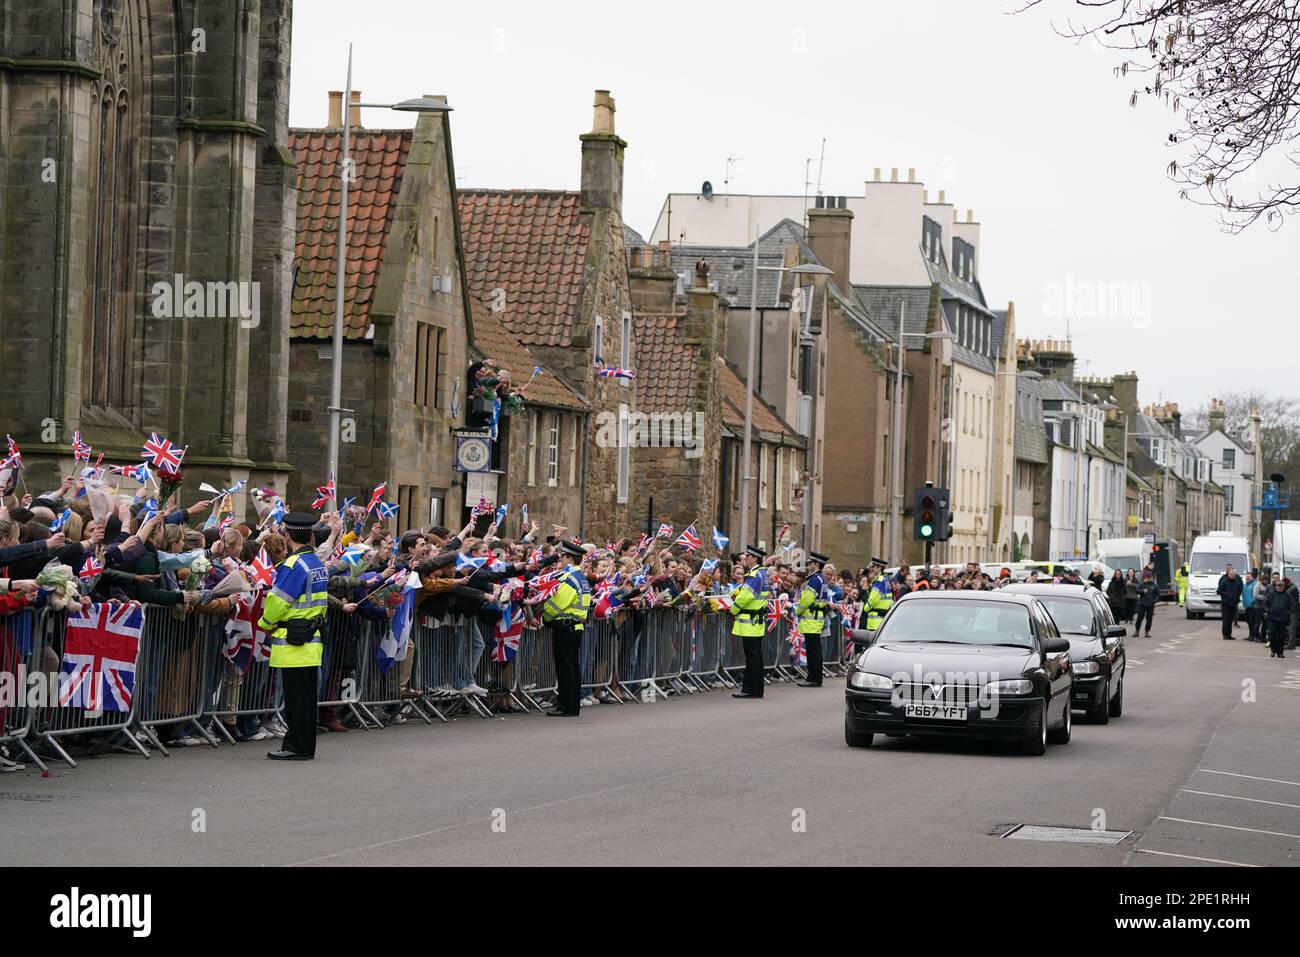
[206,655,281,743]
[133,609,222,754]
[580,616,625,703]
[513,622,557,710]
[0,608,46,771]
[38,607,151,768]
[414,614,493,719]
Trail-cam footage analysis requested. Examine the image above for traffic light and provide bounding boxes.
[914,488,938,541]
[934,486,953,542]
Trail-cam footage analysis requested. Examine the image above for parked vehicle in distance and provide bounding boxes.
[844,591,1073,756]
[1095,537,1150,574]
[1272,520,1300,582]
[1002,583,1126,723]
[1185,532,1251,619]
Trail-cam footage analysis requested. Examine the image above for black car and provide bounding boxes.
[1001,583,1126,724]
[844,591,1073,756]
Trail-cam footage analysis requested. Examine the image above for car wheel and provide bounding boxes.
[1087,678,1110,724]
[1107,675,1124,718]
[1186,609,1194,619]
[1048,696,1072,744]
[1021,703,1047,756]
[844,722,874,748]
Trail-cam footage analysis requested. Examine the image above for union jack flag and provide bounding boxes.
[79,555,104,580]
[225,591,270,672]
[249,547,276,588]
[141,432,184,470]
[527,571,562,600]
[366,482,387,514]
[788,631,807,668]
[312,474,335,510]
[593,575,624,619]
[1,434,21,470]
[656,522,673,540]
[58,603,143,713]
[766,595,790,633]
[72,430,93,462]
[674,523,701,551]
[596,367,636,379]
[527,546,544,564]
[491,603,525,663]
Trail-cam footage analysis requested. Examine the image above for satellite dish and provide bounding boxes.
[701,180,714,200]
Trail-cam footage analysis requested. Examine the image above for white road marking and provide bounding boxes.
[1128,659,1145,666]
[1158,816,1300,840]
[1197,769,1300,788]
[1136,849,1258,867]
[1181,789,1300,810]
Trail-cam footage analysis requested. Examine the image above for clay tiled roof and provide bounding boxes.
[457,190,592,347]
[469,302,587,411]
[635,313,699,414]
[718,363,802,442]
[288,128,413,339]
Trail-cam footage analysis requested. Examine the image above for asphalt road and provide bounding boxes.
[1,609,1296,867]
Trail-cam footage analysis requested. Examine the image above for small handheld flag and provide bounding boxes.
[141,432,184,470]
[494,502,509,526]
[712,527,729,551]
[72,431,93,462]
[701,558,719,572]
[656,522,673,540]
[50,507,72,533]
[366,482,387,514]
[79,555,104,580]
[128,462,153,485]
[249,548,276,588]
[455,553,488,573]
[376,501,400,520]
[674,523,701,552]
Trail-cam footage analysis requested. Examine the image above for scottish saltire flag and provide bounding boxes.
[129,461,153,485]
[376,501,399,520]
[377,576,420,674]
[334,543,368,567]
[49,507,72,532]
[138,498,160,523]
[494,502,509,526]
[58,603,143,713]
[701,558,719,573]
[674,523,701,551]
[491,604,525,663]
[489,397,501,441]
[341,496,356,512]
[141,432,184,470]
[267,500,286,525]
[455,553,488,573]
[656,522,673,539]
[711,527,729,551]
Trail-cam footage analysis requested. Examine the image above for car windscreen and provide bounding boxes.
[1035,596,1096,636]
[1191,552,1248,576]
[1106,555,1143,572]
[880,599,1033,648]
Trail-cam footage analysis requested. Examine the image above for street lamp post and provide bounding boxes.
[326,44,451,492]
[736,238,831,553]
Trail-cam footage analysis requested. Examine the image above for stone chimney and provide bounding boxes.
[1111,372,1139,416]
[1207,397,1226,434]
[328,90,343,126]
[580,89,627,212]
[348,91,363,128]
[627,240,677,314]
[806,206,853,291]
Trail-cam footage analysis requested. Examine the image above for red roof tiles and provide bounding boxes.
[470,302,587,411]
[289,128,413,339]
[719,363,801,441]
[457,190,592,347]
[635,312,699,414]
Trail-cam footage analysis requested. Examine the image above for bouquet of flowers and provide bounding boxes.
[157,465,185,507]
[36,562,81,610]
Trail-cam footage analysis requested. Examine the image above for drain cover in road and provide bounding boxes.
[1001,824,1132,844]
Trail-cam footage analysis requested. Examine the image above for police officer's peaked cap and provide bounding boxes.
[869,556,887,568]
[282,511,317,531]
[808,551,830,566]
[745,545,766,560]
[558,540,585,558]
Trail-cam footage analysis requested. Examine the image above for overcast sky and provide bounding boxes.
[289,0,1298,413]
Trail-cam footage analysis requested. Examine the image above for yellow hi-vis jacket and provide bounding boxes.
[796,574,827,636]
[1175,566,1189,604]
[543,567,591,630]
[864,575,893,631]
[259,547,328,668]
[730,572,770,638]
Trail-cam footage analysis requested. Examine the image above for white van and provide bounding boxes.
[1273,520,1300,581]
[1095,538,1150,574]
[1185,533,1252,619]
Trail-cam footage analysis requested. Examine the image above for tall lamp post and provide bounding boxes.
[326,44,452,489]
[737,241,832,553]
[889,320,953,560]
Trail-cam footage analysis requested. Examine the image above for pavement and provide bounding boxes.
[1,609,1295,867]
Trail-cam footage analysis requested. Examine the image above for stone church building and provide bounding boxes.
[0,0,297,504]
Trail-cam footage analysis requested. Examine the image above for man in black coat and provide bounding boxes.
[1216,564,1244,640]
[1134,572,1158,638]
[1264,577,1292,658]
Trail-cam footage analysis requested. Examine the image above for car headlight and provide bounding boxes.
[1072,660,1100,675]
[983,678,1034,695]
[849,671,894,691]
